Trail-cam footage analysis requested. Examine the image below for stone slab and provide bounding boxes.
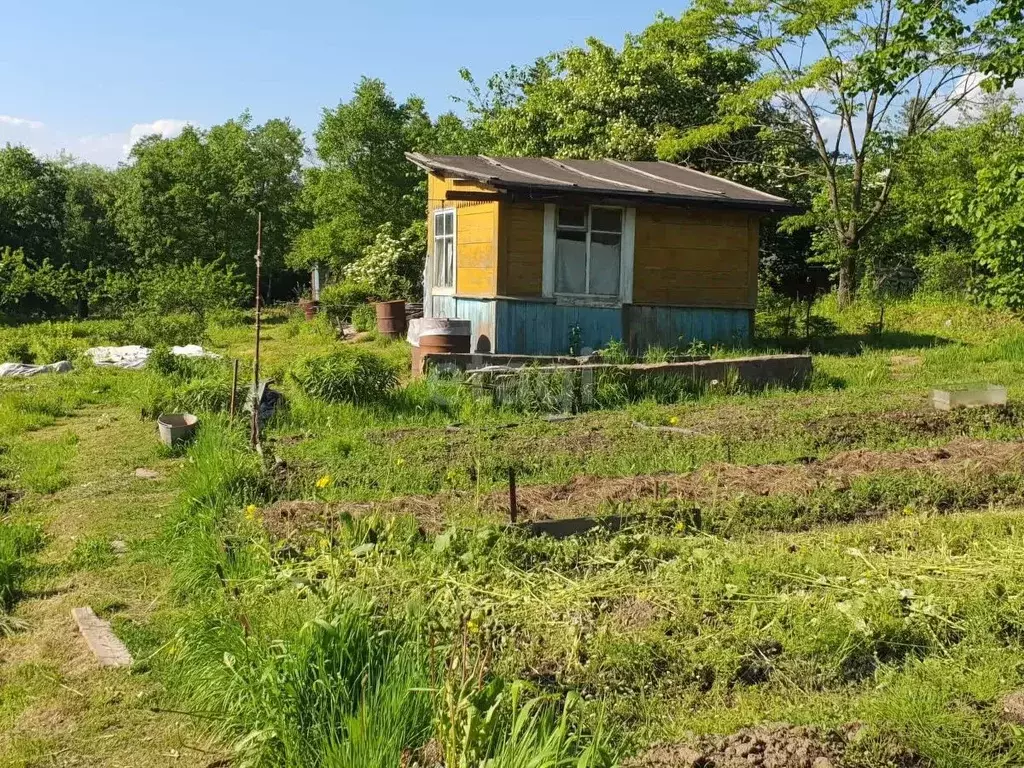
[71,607,132,668]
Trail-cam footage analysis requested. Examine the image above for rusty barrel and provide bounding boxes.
[375,300,408,338]
[411,318,471,375]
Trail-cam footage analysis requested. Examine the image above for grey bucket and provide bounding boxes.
[157,413,199,447]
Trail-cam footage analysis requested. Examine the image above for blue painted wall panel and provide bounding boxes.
[625,305,751,350]
[428,295,496,353]
[434,295,751,355]
[495,302,624,355]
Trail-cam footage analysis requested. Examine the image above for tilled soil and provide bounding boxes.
[625,723,923,768]
[495,438,1024,522]
[261,438,1024,539]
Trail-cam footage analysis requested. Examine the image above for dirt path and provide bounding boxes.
[0,406,213,768]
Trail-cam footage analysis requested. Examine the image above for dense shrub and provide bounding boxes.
[917,248,974,296]
[352,303,378,333]
[289,348,398,404]
[30,328,80,363]
[343,225,422,301]
[319,281,372,326]
[146,346,223,379]
[0,339,33,364]
[136,261,248,318]
[127,312,209,347]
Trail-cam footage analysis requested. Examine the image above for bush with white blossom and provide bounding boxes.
[343,225,422,301]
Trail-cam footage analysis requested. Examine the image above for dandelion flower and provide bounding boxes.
[316,474,333,489]
[668,416,679,425]
[244,504,258,521]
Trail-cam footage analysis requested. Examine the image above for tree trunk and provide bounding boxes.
[837,245,857,308]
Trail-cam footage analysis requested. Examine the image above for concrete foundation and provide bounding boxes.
[422,353,812,391]
[416,351,708,376]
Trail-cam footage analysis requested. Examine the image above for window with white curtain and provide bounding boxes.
[433,208,456,290]
[555,205,622,297]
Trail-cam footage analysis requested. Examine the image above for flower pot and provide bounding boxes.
[376,300,408,338]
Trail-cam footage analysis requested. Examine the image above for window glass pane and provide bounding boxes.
[590,207,622,233]
[445,211,454,236]
[434,236,455,288]
[588,232,621,295]
[434,238,444,285]
[434,211,450,236]
[445,238,455,286]
[557,206,587,229]
[555,231,587,294]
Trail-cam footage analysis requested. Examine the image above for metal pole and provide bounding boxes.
[508,467,518,524]
[250,214,263,451]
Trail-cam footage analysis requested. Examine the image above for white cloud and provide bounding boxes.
[0,115,45,130]
[0,116,196,166]
[124,119,192,154]
[940,72,1024,125]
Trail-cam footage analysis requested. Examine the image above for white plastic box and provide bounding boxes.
[932,384,1008,411]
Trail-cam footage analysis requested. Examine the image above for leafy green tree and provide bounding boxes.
[291,78,475,276]
[461,16,764,165]
[949,110,1024,308]
[0,247,31,314]
[0,146,67,267]
[115,113,304,292]
[671,0,1024,305]
[0,148,130,316]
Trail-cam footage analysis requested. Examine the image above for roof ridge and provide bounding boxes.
[606,159,725,197]
[656,161,789,202]
[541,158,652,193]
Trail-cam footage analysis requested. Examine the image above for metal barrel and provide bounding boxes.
[375,300,409,338]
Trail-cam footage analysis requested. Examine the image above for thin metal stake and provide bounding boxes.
[508,467,518,524]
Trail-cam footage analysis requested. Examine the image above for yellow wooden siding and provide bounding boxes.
[500,202,545,297]
[633,207,759,308]
[426,173,499,297]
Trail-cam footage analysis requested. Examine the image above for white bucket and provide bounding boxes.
[157,413,199,447]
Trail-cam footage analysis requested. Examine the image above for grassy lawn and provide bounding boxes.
[2,297,1024,766]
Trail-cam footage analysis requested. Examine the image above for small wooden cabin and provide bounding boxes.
[406,153,794,355]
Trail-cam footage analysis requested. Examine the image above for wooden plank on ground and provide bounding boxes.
[71,607,133,669]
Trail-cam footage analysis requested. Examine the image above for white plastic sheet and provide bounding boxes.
[0,361,73,378]
[85,345,220,369]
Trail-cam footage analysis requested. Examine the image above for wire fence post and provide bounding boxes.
[250,213,263,452]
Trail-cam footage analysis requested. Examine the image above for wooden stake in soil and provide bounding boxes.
[229,358,239,420]
[250,214,263,451]
[508,467,518,524]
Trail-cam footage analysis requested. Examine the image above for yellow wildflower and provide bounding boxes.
[316,474,333,489]
[244,504,258,521]
[668,416,679,425]
[395,457,405,467]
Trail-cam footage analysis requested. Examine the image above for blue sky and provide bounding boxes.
[0,0,678,166]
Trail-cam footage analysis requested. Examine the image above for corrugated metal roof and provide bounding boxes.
[407,153,794,212]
